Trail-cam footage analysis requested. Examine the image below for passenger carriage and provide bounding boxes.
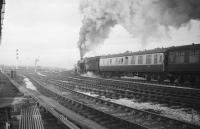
[77,43,200,87]
[99,48,166,80]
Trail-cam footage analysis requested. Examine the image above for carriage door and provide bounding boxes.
[125,57,129,65]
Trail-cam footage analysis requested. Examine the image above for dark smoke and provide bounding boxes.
[77,0,200,58]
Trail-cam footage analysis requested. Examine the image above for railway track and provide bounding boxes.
[76,75,200,97]
[44,75,200,111]
[44,72,200,101]
[19,102,44,129]
[27,74,200,129]
[51,79,200,109]
[55,71,200,89]
[79,74,200,89]
[28,76,148,129]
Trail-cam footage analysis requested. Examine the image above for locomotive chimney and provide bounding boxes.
[79,46,83,60]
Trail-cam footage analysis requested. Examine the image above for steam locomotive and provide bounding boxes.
[76,44,200,87]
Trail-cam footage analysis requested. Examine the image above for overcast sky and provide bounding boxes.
[0,0,200,69]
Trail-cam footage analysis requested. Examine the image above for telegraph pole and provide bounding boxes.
[16,49,19,70]
[13,49,19,78]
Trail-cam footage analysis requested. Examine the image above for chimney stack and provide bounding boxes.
[79,46,83,60]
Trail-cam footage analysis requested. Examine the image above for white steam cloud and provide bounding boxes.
[77,0,200,58]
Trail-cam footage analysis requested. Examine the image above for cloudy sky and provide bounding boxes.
[0,0,200,69]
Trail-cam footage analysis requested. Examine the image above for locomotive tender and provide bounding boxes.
[77,44,200,87]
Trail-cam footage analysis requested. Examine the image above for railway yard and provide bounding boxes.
[1,0,200,129]
[0,68,199,129]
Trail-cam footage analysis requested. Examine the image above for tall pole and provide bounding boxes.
[16,49,19,70]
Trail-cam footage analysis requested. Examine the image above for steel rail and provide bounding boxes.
[30,75,200,129]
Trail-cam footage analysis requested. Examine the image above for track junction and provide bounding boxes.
[18,70,200,129]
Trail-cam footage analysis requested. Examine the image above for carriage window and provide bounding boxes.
[189,50,200,63]
[154,54,158,64]
[100,60,102,65]
[112,58,115,65]
[169,52,175,63]
[115,58,118,64]
[117,58,120,64]
[131,56,135,64]
[102,59,103,65]
[146,54,152,64]
[176,51,185,63]
[138,55,143,64]
[117,58,121,64]
[159,55,163,64]
[104,59,106,65]
[110,59,112,64]
[125,57,129,65]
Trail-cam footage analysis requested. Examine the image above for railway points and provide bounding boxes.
[46,78,200,125]
[19,102,44,129]
[21,70,200,129]
[40,74,200,111]
[6,71,107,129]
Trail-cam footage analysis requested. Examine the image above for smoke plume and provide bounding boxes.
[77,0,200,58]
